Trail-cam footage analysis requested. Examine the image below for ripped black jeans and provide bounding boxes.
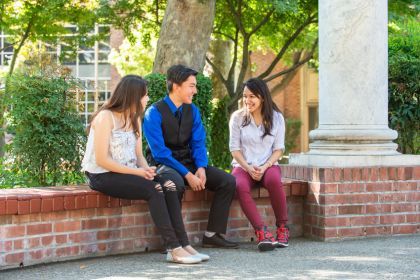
[86,171,190,248]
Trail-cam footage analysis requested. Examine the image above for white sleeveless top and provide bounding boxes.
[81,112,138,173]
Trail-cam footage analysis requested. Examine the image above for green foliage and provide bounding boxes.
[212,0,318,112]
[389,0,420,20]
[100,0,166,45]
[284,118,301,155]
[388,18,420,154]
[5,68,87,186]
[144,72,213,147]
[208,98,231,169]
[0,0,105,75]
[108,31,156,76]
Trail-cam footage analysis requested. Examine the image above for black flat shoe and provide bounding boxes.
[202,234,239,249]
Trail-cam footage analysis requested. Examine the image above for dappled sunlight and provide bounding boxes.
[325,256,386,262]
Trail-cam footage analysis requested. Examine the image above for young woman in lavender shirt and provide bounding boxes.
[229,78,289,252]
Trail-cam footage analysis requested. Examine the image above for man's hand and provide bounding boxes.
[185,172,205,191]
[195,167,207,186]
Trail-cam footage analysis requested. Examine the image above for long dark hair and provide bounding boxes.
[241,78,281,138]
[89,75,147,137]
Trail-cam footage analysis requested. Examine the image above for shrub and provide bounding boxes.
[5,69,86,186]
[208,97,231,170]
[285,118,301,155]
[388,19,419,154]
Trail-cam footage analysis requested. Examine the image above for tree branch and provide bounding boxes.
[263,37,318,83]
[8,15,36,76]
[212,30,235,42]
[249,8,275,37]
[270,51,302,96]
[234,36,250,97]
[0,41,17,53]
[226,27,239,95]
[154,0,160,25]
[257,13,317,79]
[206,56,229,88]
[226,0,246,35]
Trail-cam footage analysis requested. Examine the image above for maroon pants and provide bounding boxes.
[232,165,288,230]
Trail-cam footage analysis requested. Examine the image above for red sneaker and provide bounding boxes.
[255,226,276,252]
[276,224,289,248]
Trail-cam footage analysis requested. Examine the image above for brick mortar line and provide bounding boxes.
[316,223,420,229]
[0,231,163,243]
[304,205,418,209]
[305,212,420,218]
[0,226,161,241]
[304,202,420,206]
[1,239,152,254]
[308,191,418,195]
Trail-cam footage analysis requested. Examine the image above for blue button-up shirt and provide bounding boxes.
[143,96,208,176]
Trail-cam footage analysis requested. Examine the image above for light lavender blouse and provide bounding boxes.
[229,109,285,168]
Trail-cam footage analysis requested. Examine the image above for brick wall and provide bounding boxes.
[282,165,420,240]
[0,180,307,270]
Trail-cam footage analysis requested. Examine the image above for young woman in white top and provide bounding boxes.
[82,75,208,264]
[229,78,289,252]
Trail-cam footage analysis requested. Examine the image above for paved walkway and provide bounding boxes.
[1,235,419,279]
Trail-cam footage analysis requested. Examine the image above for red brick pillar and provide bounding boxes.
[282,165,420,240]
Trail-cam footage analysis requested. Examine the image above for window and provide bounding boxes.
[1,25,112,126]
[0,31,14,66]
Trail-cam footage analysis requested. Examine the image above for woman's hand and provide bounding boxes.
[246,165,261,181]
[253,164,269,181]
[136,167,156,180]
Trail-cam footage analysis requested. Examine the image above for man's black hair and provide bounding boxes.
[166,64,198,93]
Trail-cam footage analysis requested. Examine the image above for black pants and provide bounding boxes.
[86,172,190,248]
[156,165,236,234]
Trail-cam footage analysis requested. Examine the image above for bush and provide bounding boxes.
[388,19,419,154]
[285,118,301,155]
[208,97,231,170]
[144,72,213,146]
[5,69,86,186]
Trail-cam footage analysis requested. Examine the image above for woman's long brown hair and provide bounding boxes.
[241,78,282,138]
[88,75,147,137]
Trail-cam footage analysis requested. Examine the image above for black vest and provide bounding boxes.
[146,100,194,169]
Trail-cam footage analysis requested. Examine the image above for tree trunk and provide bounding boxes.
[208,39,231,99]
[153,0,216,73]
[0,131,4,157]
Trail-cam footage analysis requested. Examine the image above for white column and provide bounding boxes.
[290,0,419,166]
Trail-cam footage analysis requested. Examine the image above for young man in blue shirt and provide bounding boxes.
[144,64,238,249]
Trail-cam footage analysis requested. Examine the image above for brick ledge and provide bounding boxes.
[0,180,308,216]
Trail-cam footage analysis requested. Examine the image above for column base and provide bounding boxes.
[308,127,399,156]
[289,154,420,167]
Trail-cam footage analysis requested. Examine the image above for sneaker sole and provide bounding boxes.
[202,244,239,249]
[276,243,289,248]
[258,242,275,252]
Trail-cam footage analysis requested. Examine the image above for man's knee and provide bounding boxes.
[157,165,185,187]
[223,174,236,194]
